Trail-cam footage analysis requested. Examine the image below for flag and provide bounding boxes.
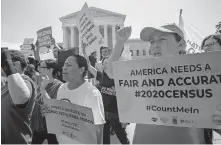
[179,9,206,54]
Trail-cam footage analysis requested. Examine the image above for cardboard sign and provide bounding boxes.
[39,50,55,60]
[37,26,53,47]
[20,45,34,57]
[76,3,104,55]
[23,38,34,45]
[44,99,97,144]
[113,51,221,129]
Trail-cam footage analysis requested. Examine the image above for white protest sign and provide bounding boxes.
[76,3,104,55]
[20,45,34,57]
[113,51,221,129]
[44,99,97,144]
[39,50,55,60]
[23,38,34,45]
[37,26,54,47]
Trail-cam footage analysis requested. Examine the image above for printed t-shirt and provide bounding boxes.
[55,81,105,144]
[96,71,119,119]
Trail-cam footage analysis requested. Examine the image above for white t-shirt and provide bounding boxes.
[56,81,105,144]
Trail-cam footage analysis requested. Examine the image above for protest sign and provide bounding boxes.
[44,99,97,144]
[37,26,54,47]
[39,50,55,60]
[76,3,104,56]
[113,51,221,129]
[20,45,34,57]
[23,38,34,45]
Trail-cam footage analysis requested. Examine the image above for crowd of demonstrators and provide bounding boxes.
[112,24,221,144]
[82,27,131,144]
[1,49,37,144]
[1,22,221,145]
[31,59,63,144]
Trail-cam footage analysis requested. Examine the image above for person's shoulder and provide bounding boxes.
[53,79,63,85]
[58,82,67,92]
[84,81,101,95]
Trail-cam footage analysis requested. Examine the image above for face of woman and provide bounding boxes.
[203,38,221,52]
[62,56,84,82]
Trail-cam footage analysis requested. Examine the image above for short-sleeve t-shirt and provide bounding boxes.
[56,81,105,144]
[96,71,119,116]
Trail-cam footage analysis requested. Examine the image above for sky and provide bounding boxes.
[1,0,221,50]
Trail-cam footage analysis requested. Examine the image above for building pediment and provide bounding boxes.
[59,7,126,22]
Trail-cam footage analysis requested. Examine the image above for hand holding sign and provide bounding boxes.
[41,103,50,117]
[116,26,132,43]
[213,104,221,125]
[81,42,87,55]
[40,75,50,92]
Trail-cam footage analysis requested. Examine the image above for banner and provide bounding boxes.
[44,99,97,144]
[76,3,104,55]
[37,26,53,47]
[179,11,206,54]
[113,51,221,129]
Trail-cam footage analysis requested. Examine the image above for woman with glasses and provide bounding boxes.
[201,34,221,52]
[31,59,63,144]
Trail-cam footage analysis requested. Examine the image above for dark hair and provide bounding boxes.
[173,33,182,42]
[44,59,62,80]
[24,64,37,82]
[9,50,27,71]
[100,46,109,53]
[173,33,186,55]
[27,57,40,72]
[73,54,88,78]
[201,34,221,50]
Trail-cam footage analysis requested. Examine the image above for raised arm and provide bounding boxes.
[106,26,132,78]
[1,50,31,105]
[82,43,98,78]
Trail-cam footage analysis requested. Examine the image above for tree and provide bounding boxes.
[215,21,221,34]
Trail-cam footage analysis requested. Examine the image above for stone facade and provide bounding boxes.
[59,6,150,60]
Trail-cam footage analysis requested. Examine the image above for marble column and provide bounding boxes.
[112,25,116,48]
[104,25,108,47]
[79,32,82,55]
[70,26,76,48]
[62,26,69,49]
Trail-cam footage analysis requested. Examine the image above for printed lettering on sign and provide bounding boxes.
[113,51,221,129]
[44,98,97,144]
[76,3,104,55]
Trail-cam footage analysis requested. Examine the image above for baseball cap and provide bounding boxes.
[140,23,184,42]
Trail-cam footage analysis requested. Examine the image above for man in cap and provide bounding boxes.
[140,23,186,57]
[132,23,220,144]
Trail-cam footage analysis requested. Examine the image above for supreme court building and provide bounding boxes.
[59,6,150,60]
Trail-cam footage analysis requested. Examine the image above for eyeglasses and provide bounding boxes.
[40,66,48,69]
[203,42,217,49]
